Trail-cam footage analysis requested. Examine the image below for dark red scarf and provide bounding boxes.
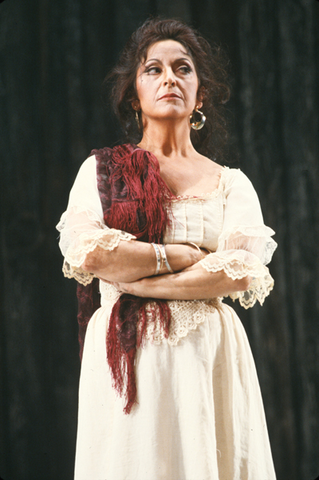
[76,144,172,413]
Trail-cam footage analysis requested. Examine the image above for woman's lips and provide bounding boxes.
[159,93,181,100]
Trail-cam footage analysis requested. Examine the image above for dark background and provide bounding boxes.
[1,0,319,479]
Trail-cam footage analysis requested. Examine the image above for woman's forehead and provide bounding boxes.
[143,40,192,62]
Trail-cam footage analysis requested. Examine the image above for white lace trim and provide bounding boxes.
[99,282,222,346]
[62,262,95,286]
[143,298,222,346]
[200,251,274,308]
[229,275,274,309]
[62,229,135,285]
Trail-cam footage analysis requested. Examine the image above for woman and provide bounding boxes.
[57,18,277,480]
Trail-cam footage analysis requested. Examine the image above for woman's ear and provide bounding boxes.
[131,100,140,111]
[197,86,206,106]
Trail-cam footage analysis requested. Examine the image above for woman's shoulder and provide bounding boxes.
[221,166,254,187]
[69,155,98,199]
[77,154,96,173]
[217,169,263,214]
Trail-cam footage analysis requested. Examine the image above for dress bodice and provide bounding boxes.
[57,154,277,309]
[163,174,227,251]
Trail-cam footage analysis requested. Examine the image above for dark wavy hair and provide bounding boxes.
[106,18,231,161]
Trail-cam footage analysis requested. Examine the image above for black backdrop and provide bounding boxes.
[1,1,319,479]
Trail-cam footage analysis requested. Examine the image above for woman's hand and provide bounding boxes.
[110,262,251,301]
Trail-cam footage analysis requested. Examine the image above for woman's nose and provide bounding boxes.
[164,78,176,86]
[163,70,176,86]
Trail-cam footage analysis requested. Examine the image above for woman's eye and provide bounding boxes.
[145,66,161,74]
[178,65,192,74]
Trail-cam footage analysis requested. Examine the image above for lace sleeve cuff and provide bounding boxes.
[200,250,274,308]
[217,225,277,265]
[62,228,136,285]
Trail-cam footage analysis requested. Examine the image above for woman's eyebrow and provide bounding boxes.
[175,57,192,63]
[144,58,162,64]
[144,56,192,64]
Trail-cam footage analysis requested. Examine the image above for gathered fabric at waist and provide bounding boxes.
[99,281,222,346]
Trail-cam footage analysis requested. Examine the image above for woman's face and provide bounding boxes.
[134,40,201,126]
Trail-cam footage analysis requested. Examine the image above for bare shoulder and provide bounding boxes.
[196,153,224,174]
[176,152,226,195]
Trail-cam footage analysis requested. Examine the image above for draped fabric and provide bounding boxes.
[1,1,319,479]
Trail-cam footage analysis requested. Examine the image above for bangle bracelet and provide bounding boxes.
[151,243,161,275]
[187,242,212,259]
[187,241,204,259]
[159,244,174,273]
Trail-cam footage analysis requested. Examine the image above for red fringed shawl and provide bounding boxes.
[76,144,173,414]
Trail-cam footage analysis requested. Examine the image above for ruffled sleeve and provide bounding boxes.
[56,155,135,285]
[200,168,277,308]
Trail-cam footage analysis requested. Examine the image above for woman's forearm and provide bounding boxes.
[81,240,202,283]
[113,262,251,300]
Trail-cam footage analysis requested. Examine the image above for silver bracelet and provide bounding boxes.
[159,244,174,273]
[151,243,161,275]
[187,241,207,259]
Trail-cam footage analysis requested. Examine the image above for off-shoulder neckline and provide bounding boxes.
[131,144,233,200]
[90,147,237,201]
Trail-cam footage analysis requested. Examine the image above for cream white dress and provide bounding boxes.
[57,154,277,480]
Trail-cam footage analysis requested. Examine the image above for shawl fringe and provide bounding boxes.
[77,144,172,413]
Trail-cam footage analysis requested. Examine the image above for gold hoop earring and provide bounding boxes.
[134,110,141,130]
[190,107,206,130]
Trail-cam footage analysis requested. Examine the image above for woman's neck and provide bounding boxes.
[137,119,197,159]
